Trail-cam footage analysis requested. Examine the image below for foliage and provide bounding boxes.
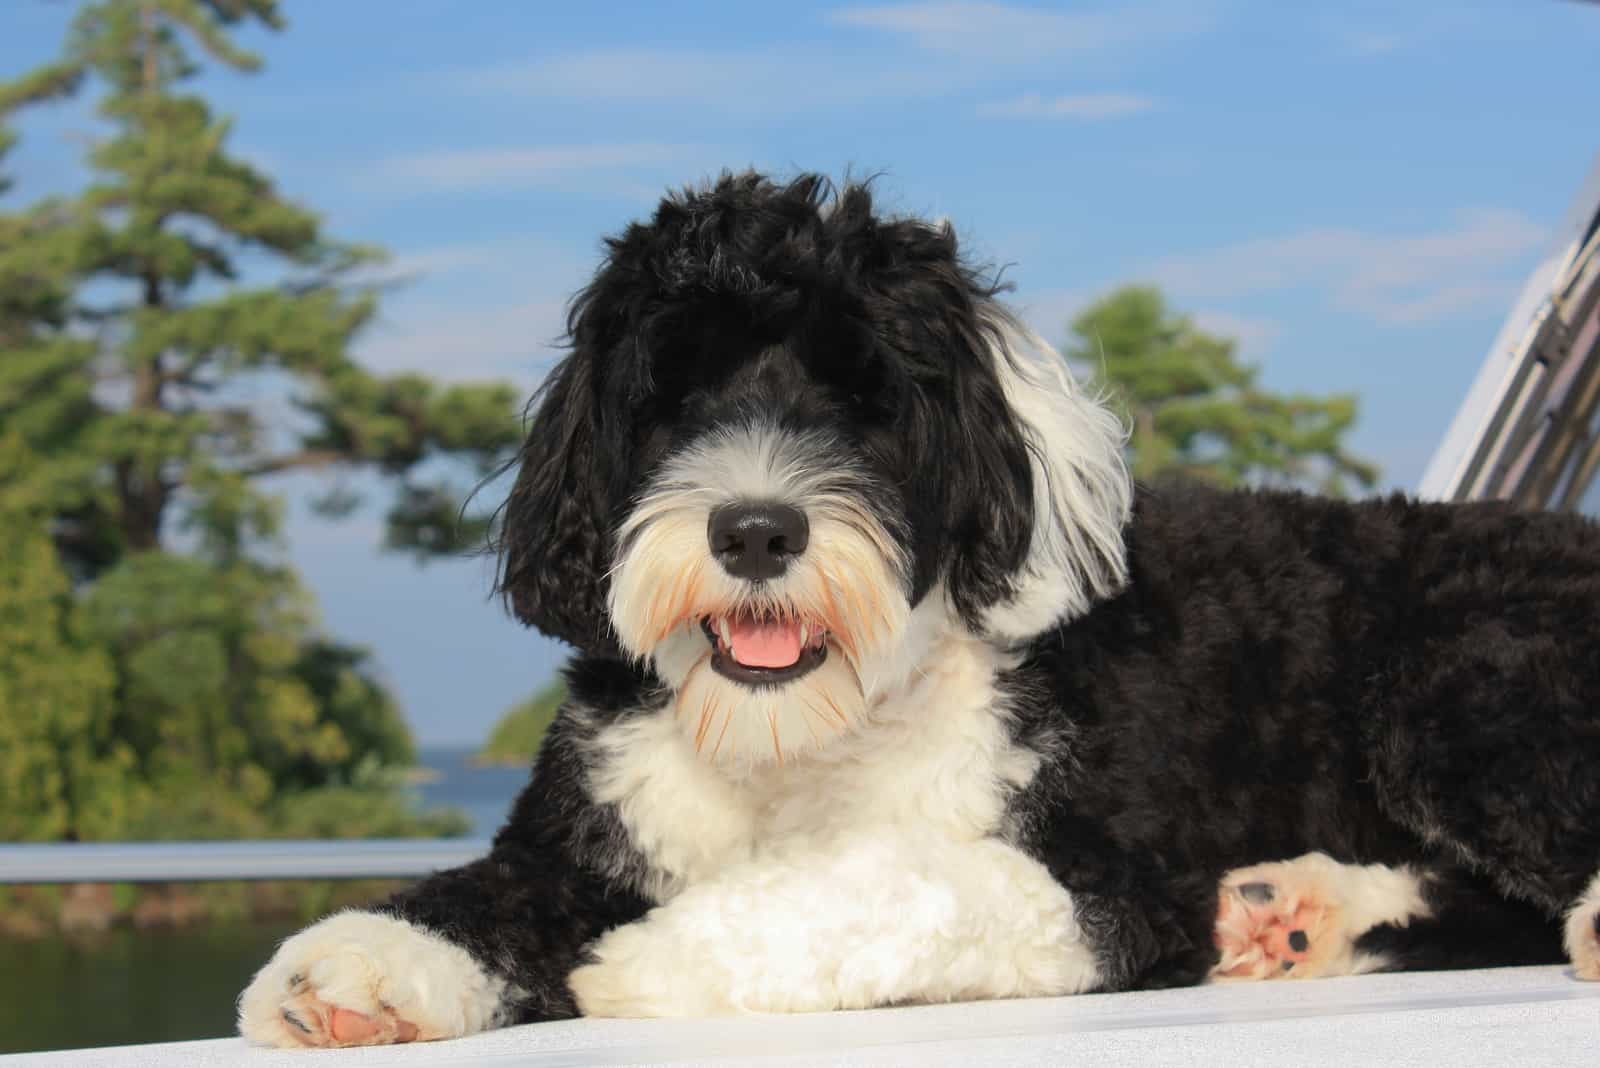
[477,681,566,766]
[0,438,133,843]
[1066,286,1380,496]
[0,0,522,571]
[0,1,520,863]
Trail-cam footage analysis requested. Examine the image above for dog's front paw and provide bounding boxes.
[1210,853,1428,981]
[569,918,741,1018]
[1563,876,1600,980]
[237,910,506,1048]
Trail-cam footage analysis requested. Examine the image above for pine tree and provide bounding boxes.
[1066,286,1379,496]
[0,436,133,843]
[0,0,522,571]
[0,2,520,841]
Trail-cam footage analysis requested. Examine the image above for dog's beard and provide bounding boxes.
[670,641,866,765]
[608,426,910,769]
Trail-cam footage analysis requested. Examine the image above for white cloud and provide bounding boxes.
[1148,209,1546,325]
[377,143,691,193]
[827,2,1197,62]
[978,91,1156,120]
[1358,280,1518,327]
[358,298,569,386]
[1012,287,1089,340]
[1344,31,1404,57]
[457,3,1206,113]
[1190,310,1283,358]
[457,47,970,113]
[464,50,776,102]
[359,242,519,284]
[1012,289,1280,362]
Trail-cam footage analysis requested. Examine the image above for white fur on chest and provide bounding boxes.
[588,630,1041,895]
[572,632,1100,1016]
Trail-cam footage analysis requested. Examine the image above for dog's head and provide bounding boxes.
[497,173,1130,768]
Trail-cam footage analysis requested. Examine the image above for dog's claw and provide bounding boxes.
[1238,882,1275,905]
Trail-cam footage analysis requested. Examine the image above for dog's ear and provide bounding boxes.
[495,350,619,654]
[859,211,1132,642]
[968,309,1132,641]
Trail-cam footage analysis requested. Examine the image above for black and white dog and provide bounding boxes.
[241,173,1600,1048]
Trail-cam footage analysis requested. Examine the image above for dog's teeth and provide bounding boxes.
[718,618,732,647]
[799,623,809,646]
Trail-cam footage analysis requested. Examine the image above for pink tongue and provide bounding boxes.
[728,618,804,668]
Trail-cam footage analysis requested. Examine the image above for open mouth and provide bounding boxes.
[701,611,828,686]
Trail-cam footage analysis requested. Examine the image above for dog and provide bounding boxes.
[239,172,1600,1048]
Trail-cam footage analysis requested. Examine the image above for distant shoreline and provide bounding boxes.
[467,750,535,769]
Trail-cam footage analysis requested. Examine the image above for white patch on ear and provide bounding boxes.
[980,309,1132,641]
[237,910,508,1048]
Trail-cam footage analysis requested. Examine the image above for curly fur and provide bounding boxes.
[240,172,1600,1045]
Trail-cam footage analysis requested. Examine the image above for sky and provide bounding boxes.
[4,1,1599,745]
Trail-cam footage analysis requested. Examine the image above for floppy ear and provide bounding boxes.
[495,351,618,654]
[974,309,1132,641]
[861,211,1131,641]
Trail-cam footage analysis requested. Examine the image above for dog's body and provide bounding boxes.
[240,174,1600,1048]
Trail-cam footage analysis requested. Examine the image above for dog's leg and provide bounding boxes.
[237,908,504,1048]
[1211,853,1431,980]
[238,850,648,1049]
[1564,873,1600,979]
[569,833,1100,1017]
[238,718,652,1049]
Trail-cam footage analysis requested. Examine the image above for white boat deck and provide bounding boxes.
[7,966,1597,1067]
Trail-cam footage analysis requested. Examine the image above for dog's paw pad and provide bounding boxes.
[237,910,504,1049]
[1211,859,1346,981]
[276,993,420,1048]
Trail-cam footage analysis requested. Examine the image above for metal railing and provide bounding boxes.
[1420,151,1600,506]
[0,838,492,885]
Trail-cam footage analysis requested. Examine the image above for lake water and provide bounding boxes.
[0,747,530,1055]
[412,745,531,838]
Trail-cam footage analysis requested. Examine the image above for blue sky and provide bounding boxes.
[5,1,1599,744]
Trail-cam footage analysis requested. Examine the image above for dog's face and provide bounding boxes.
[497,173,1131,769]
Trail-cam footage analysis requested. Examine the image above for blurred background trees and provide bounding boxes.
[1066,286,1379,496]
[0,0,521,851]
[476,680,564,767]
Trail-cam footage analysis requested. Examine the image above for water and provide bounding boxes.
[413,745,531,839]
[1,749,529,1055]
[0,920,304,1054]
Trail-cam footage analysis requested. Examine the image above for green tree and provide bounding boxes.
[0,0,522,572]
[477,681,566,767]
[0,437,134,843]
[1066,286,1379,495]
[0,1,520,847]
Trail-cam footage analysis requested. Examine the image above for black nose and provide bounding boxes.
[708,502,809,580]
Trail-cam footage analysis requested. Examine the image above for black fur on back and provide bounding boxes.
[1004,478,1600,984]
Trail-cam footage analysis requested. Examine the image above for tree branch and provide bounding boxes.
[245,449,345,477]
